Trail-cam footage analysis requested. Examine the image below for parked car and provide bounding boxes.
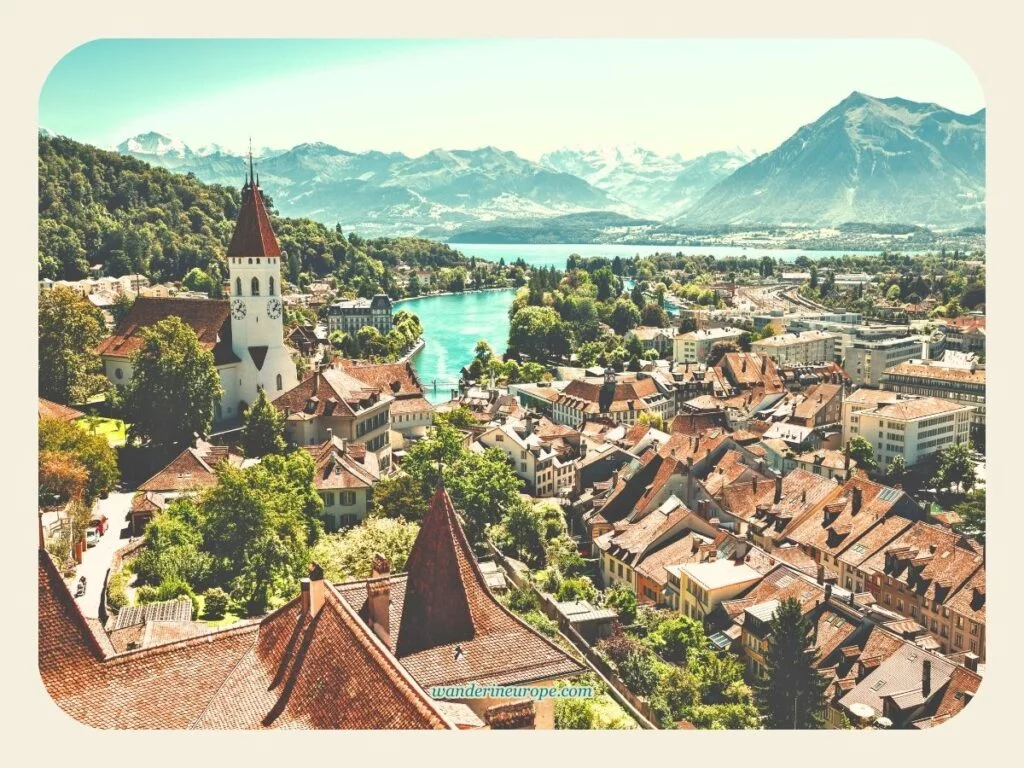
[85,528,100,547]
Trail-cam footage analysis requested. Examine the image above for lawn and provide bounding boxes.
[78,416,129,447]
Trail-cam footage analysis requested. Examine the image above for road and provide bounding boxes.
[73,491,134,619]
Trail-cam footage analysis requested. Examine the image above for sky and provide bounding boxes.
[39,39,985,161]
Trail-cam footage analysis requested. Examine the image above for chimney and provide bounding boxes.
[327,427,333,444]
[852,487,863,515]
[611,469,619,488]
[922,659,932,698]
[742,359,747,373]
[824,583,832,602]
[964,652,979,673]
[752,476,758,494]
[774,474,783,504]
[300,561,325,618]
[761,355,767,374]
[802,488,807,503]
[817,563,826,584]
[312,374,320,395]
[366,554,392,645]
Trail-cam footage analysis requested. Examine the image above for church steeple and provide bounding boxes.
[227,143,280,259]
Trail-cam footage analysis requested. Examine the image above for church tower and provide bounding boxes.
[226,155,298,411]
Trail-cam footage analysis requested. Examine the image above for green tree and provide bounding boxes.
[370,472,431,522]
[637,411,665,431]
[885,284,902,302]
[508,305,564,362]
[38,287,107,404]
[618,649,660,697]
[545,533,586,577]
[182,267,215,295]
[757,598,829,729]
[593,267,619,302]
[650,615,707,664]
[951,488,985,542]
[556,576,599,603]
[845,436,878,474]
[886,455,907,483]
[241,386,286,457]
[609,298,642,335]
[125,316,223,447]
[932,442,977,494]
[200,451,324,614]
[110,292,136,326]
[38,417,120,504]
[494,501,546,564]
[630,281,646,309]
[603,583,638,625]
[312,516,420,581]
[640,303,669,328]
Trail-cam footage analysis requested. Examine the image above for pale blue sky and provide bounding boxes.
[39,39,985,160]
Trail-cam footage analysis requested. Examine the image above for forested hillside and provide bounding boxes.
[38,134,468,297]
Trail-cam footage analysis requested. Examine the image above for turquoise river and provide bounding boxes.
[402,242,897,404]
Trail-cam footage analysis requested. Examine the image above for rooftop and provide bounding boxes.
[674,558,762,590]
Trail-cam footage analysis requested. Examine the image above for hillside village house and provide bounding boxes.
[627,326,674,357]
[669,557,762,621]
[306,434,381,531]
[551,371,673,427]
[474,416,584,497]
[97,173,298,423]
[334,358,433,442]
[274,366,394,471]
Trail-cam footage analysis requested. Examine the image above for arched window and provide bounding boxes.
[276,373,283,391]
[235,277,242,296]
[251,277,260,296]
[269,276,275,296]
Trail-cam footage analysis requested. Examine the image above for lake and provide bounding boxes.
[446,242,878,271]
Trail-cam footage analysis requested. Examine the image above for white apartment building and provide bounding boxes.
[847,395,973,468]
[844,336,923,387]
[751,330,839,365]
[673,327,745,364]
[475,421,581,497]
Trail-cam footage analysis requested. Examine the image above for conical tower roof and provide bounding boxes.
[226,162,281,258]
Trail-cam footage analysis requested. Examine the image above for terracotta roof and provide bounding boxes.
[389,397,433,415]
[39,550,453,729]
[634,530,716,587]
[136,439,242,493]
[871,396,970,420]
[38,398,84,422]
[861,522,984,606]
[883,362,986,385]
[556,376,659,415]
[718,352,784,392]
[701,449,768,497]
[784,477,916,557]
[910,665,982,728]
[944,568,986,623]
[97,297,239,365]
[274,368,390,419]
[668,410,729,434]
[335,359,425,398]
[595,497,694,563]
[839,641,955,721]
[836,514,915,570]
[792,383,842,422]
[337,488,583,688]
[305,436,380,491]
[226,181,281,258]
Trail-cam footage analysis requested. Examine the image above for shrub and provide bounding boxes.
[507,584,540,613]
[618,649,660,698]
[603,583,638,625]
[597,628,643,666]
[521,610,559,638]
[106,570,128,612]
[202,587,230,619]
[135,585,159,604]
[154,579,200,619]
[555,697,596,729]
[556,576,599,603]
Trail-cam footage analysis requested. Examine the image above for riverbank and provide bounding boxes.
[397,337,425,363]
[393,285,515,305]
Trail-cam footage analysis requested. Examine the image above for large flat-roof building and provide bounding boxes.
[752,330,839,366]
[673,327,745,364]
[846,395,973,468]
[845,336,923,387]
[325,294,393,334]
[881,359,986,439]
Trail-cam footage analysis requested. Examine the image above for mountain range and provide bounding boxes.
[104,92,985,237]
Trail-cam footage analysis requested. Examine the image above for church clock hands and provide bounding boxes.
[231,298,247,320]
[266,297,282,320]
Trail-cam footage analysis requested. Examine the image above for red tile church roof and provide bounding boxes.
[227,181,281,258]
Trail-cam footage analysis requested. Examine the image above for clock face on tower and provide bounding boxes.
[266,297,282,320]
[231,298,247,320]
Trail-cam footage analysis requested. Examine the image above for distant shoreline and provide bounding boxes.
[393,286,515,304]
